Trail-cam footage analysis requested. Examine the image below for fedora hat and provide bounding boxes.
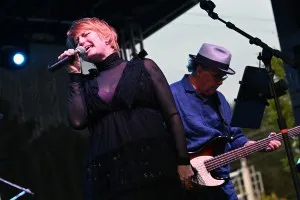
[189,43,235,75]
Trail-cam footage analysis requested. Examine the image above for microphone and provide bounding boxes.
[48,46,86,72]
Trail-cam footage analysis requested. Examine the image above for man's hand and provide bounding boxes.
[265,132,281,151]
[244,132,281,152]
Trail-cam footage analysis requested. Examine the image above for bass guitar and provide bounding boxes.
[188,126,300,187]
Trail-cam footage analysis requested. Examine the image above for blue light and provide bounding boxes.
[13,52,26,66]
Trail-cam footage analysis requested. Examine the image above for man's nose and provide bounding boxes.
[216,80,223,85]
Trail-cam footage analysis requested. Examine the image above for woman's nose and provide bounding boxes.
[78,37,86,46]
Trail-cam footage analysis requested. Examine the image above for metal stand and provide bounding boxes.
[119,21,145,61]
[199,0,300,199]
[0,177,34,200]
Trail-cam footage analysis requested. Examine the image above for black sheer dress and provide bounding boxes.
[67,53,188,200]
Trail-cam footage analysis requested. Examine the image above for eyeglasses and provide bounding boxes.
[207,70,228,82]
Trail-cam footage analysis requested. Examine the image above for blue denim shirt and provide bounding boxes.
[170,75,248,177]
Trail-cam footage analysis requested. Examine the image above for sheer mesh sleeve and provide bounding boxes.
[67,74,88,130]
[143,59,189,165]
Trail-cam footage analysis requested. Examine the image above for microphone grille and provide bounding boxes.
[76,46,86,55]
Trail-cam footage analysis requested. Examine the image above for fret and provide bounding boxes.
[204,126,300,172]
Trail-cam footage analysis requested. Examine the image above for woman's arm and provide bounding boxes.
[67,74,88,130]
[143,59,189,164]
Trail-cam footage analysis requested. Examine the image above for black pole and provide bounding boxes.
[199,0,300,199]
[199,0,295,68]
[260,49,300,200]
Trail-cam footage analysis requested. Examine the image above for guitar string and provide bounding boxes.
[206,137,274,170]
[203,126,300,171]
[205,129,299,171]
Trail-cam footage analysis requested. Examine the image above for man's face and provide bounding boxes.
[194,67,228,97]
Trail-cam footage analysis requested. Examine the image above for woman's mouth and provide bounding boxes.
[85,46,92,52]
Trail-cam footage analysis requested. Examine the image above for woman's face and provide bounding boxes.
[75,30,108,62]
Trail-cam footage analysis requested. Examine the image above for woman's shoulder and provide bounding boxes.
[141,58,157,66]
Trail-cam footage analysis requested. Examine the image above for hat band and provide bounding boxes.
[195,54,229,70]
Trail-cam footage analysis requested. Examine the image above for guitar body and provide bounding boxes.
[185,125,300,187]
[188,136,231,187]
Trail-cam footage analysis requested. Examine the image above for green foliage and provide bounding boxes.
[264,57,300,175]
[240,57,297,199]
[261,57,295,129]
[271,57,286,78]
[261,192,287,200]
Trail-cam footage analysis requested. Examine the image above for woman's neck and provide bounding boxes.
[95,52,122,71]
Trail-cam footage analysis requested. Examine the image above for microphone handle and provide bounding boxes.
[48,55,75,72]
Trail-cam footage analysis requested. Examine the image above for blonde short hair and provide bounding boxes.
[66,17,120,54]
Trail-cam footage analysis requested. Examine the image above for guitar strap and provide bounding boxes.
[212,93,232,138]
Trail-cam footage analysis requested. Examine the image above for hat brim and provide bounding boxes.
[189,54,235,75]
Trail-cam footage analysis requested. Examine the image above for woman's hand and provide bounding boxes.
[57,49,81,73]
[177,165,194,189]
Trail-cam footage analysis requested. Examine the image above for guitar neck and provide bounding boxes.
[204,126,300,172]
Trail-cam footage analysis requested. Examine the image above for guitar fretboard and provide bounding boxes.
[204,126,300,172]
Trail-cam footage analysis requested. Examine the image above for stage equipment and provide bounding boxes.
[199,0,300,198]
[0,177,34,200]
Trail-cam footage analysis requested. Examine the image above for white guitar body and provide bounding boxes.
[190,155,225,187]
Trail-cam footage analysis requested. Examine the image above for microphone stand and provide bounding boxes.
[199,1,300,199]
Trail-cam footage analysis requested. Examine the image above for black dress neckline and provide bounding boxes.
[95,52,123,72]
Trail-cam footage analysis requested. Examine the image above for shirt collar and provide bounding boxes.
[181,74,196,93]
[181,74,218,103]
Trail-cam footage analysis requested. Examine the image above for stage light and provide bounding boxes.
[0,45,29,69]
[12,52,27,66]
